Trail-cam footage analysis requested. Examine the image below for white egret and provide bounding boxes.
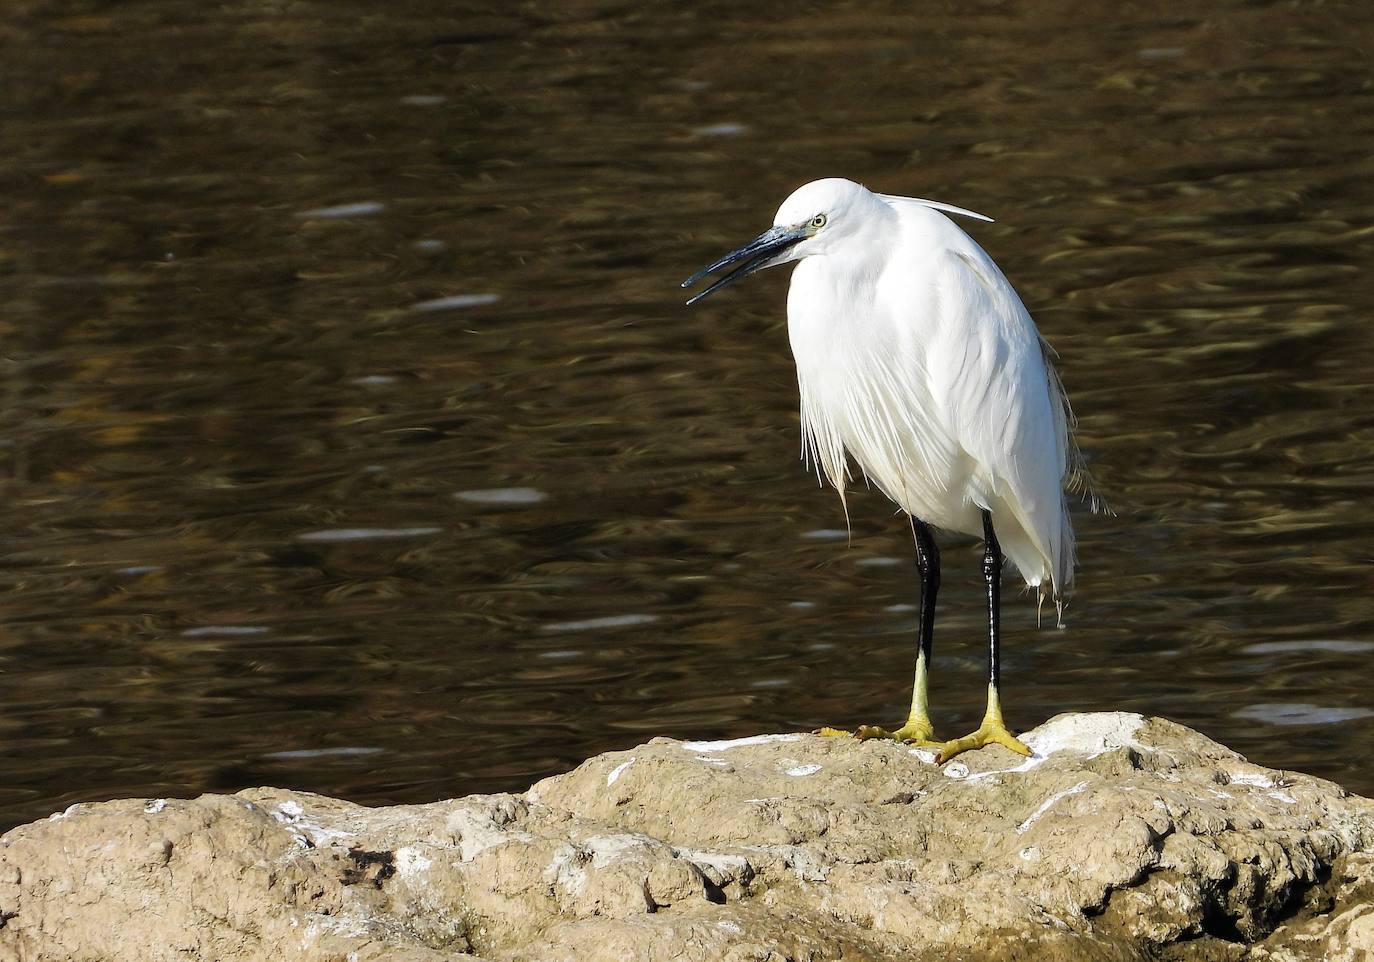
[683,177,1081,763]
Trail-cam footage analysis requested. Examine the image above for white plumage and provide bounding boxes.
[777,178,1075,602]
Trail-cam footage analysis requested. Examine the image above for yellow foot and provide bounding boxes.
[935,722,1031,764]
[815,726,853,738]
[814,720,939,746]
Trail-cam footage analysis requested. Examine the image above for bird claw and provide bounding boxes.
[854,724,892,741]
[820,719,1033,765]
[934,723,1031,764]
[815,722,940,747]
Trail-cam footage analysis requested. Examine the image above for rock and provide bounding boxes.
[3,712,1374,961]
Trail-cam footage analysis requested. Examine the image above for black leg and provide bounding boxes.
[932,510,1029,762]
[914,519,940,674]
[854,517,941,741]
[981,509,1002,692]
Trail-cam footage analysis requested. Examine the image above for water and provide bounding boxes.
[3,1,1373,830]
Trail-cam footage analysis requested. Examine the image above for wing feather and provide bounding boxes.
[928,240,1076,595]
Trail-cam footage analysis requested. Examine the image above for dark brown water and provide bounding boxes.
[3,1,1374,831]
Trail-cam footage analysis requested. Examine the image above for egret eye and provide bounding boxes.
[810,213,828,229]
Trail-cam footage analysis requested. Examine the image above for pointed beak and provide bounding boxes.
[681,223,808,306]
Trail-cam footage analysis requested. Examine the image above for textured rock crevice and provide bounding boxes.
[3,713,1374,961]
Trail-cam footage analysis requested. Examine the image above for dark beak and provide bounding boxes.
[681,224,808,306]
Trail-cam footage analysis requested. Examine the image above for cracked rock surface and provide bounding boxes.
[3,713,1374,961]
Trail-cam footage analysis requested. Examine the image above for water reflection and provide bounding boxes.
[296,202,387,220]
[409,293,502,312]
[296,527,445,542]
[454,486,548,505]
[2,1,1374,830]
[1235,705,1374,727]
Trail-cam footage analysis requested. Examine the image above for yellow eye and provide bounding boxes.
[810,213,827,229]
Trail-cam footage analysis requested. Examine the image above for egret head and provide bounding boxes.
[682,178,880,305]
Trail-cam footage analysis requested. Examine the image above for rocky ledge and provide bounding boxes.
[3,713,1374,961]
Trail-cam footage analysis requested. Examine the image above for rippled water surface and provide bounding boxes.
[3,1,1374,829]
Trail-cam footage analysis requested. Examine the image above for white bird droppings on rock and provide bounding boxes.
[582,833,659,869]
[673,848,754,888]
[1023,711,1146,757]
[543,843,589,896]
[393,846,432,876]
[606,759,635,786]
[1016,780,1089,834]
[695,756,731,767]
[270,799,351,848]
[962,712,1151,782]
[784,763,822,777]
[47,803,82,822]
[448,806,521,863]
[681,734,801,753]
